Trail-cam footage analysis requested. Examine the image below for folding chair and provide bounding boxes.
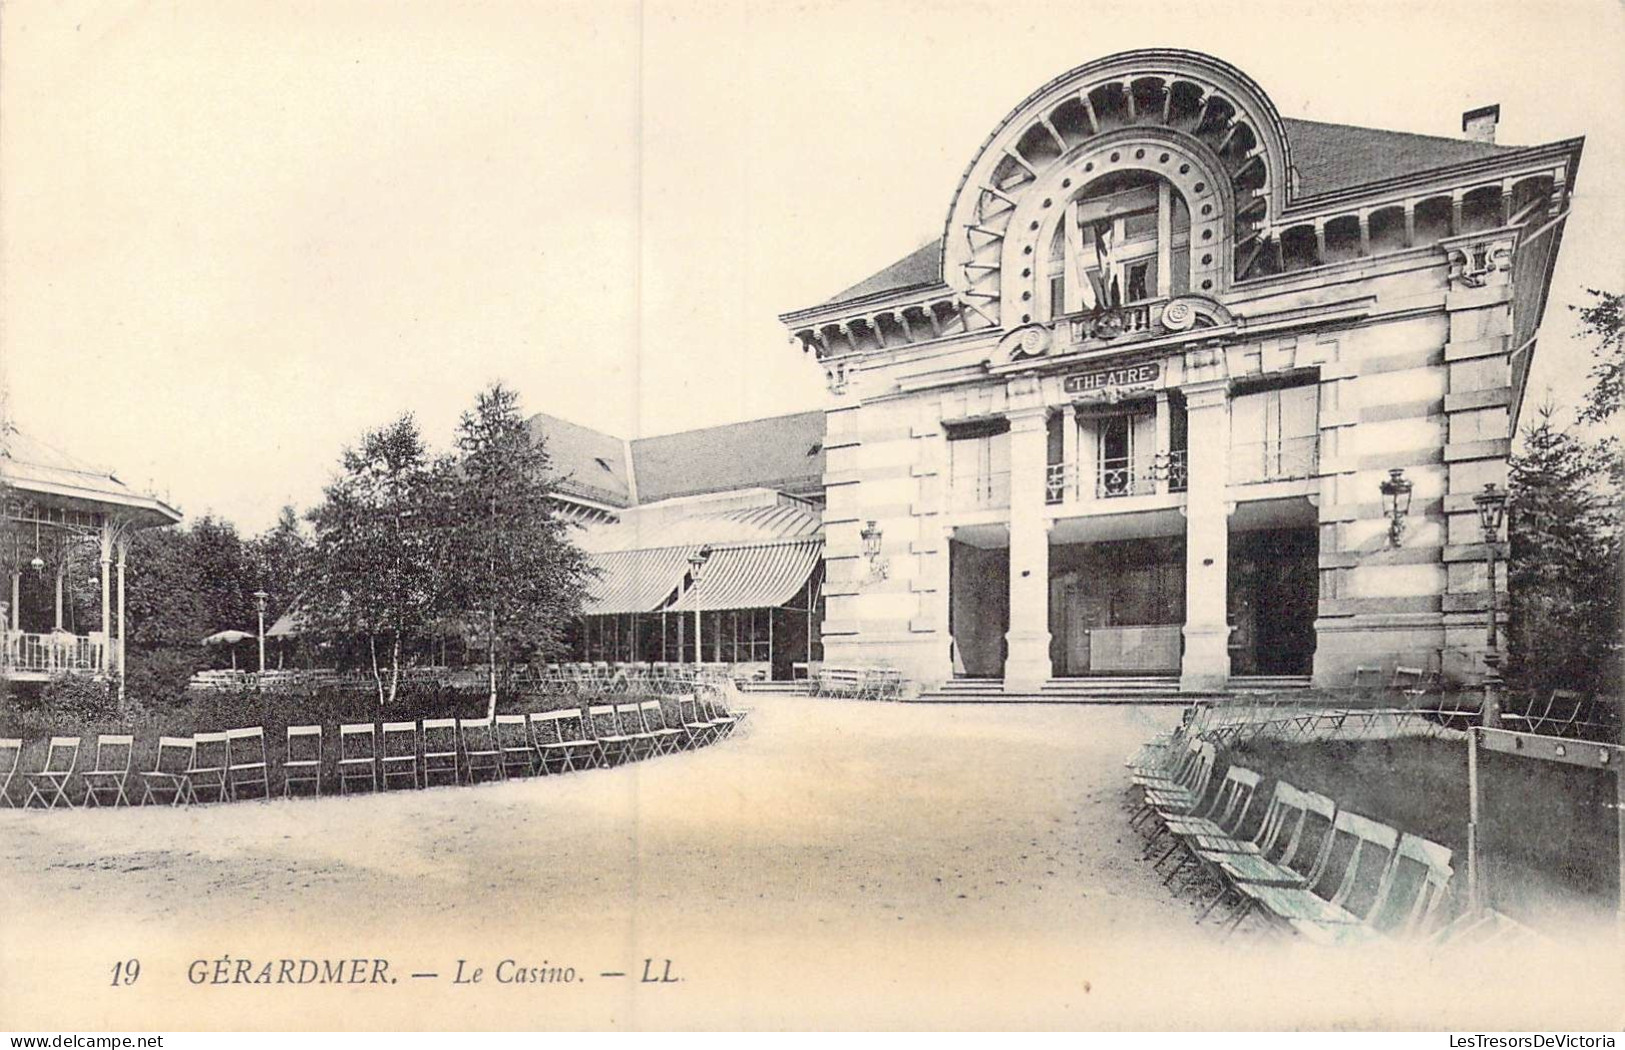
[1203,784,1338,927]
[135,737,194,805]
[226,727,271,801]
[1133,742,1215,832]
[1297,833,1454,946]
[22,736,82,809]
[1152,766,1262,881]
[495,714,537,778]
[558,707,606,770]
[380,721,420,790]
[638,699,686,755]
[699,690,738,737]
[184,733,231,804]
[338,723,379,794]
[284,725,323,798]
[421,718,460,787]
[0,738,23,807]
[1256,812,1401,937]
[1506,689,1586,738]
[677,694,719,748]
[587,704,633,766]
[527,710,569,773]
[614,703,658,762]
[82,735,135,807]
[459,718,504,784]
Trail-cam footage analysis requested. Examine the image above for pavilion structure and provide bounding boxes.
[0,426,182,693]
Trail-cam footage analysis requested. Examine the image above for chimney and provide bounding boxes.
[1462,104,1500,144]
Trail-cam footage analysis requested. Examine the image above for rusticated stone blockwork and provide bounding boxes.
[778,48,1581,692]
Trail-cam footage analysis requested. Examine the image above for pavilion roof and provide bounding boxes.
[0,427,182,529]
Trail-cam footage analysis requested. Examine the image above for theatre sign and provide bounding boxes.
[1062,362,1160,396]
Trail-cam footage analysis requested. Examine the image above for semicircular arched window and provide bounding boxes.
[1041,171,1191,321]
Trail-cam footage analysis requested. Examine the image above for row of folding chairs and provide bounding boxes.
[0,692,744,809]
[331,695,739,794]
[0,728,272,809]
[1126,737,1456,945]
[809,666,907,701]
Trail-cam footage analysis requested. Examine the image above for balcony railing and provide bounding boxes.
[2,631,108,676]
[1044,449,1189,504]
[1229,436,1320,485]
[950,470,1011,511]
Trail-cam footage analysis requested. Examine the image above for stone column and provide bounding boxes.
[99,526,112,674]
[116,536,128,699]
[1005,406,1053,692]
[1154,391,1172,494]
[1060,406,1079,503]
[1181,378,1232,691]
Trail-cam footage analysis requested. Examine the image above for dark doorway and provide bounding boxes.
[1228,528,1318,675]
[949,538,1009,677]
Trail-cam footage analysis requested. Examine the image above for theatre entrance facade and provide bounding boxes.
[779,49,1581,693]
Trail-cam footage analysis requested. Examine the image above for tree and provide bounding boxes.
[1507,401,1623,699]
[444,383,590,716]
[1574,288,1622,426]
[249,504,311,625]
[305,415,450,705]
[189,515,257,636]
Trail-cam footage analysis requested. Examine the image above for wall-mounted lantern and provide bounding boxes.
[1473,482,1508,538]
[860,520,888,582]
[861,520,882,560]
[1379,468,1414,547]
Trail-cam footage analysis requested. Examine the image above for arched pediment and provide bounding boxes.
[944,49,1291,328]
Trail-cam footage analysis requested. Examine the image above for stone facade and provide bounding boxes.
[780,49,1582,693]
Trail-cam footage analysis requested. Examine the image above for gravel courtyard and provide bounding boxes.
[1,698,1617,1030]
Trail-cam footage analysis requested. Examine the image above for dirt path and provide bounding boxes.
[1,699,1618,1030]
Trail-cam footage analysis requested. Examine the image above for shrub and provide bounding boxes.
[124,647,204,707]
[34,673,119,728]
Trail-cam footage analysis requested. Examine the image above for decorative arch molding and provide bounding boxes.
[943,49,1291,327]
[997,129,1236,325]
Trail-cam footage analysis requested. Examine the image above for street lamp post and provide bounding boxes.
[253,589,269,680]
[688,546,714,668]
[1473,484,1509,728]
[687,549,710,667]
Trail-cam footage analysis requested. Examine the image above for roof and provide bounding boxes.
[825,241,942,304]
[1281,117,1519,198]
[0,427,182,528]
[527,412,632,508]
[666,539,822,611]
[528,409,828,510]
[813,118,1531,309]
[629,411,827,504]
[582,544,700,616]
[582,499,822,554]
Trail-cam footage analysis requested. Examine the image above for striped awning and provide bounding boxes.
[665,540,821,612]
[582,545,703,616]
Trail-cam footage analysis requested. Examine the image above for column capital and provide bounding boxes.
[1181,378,1232,410]
[1006,405,1050,432]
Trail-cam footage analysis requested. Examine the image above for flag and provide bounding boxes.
[1093,223,1118,307]
[1064,203,1093,312]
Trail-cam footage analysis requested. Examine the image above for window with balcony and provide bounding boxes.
[1042,171,1191,320]
[946,418,1011,510]
[1230,382,1319,483]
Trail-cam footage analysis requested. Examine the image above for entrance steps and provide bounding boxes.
[915,673,1313,703]
[737,680,812,695]
[1230,675,1313,692]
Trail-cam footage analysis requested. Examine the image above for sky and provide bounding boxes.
[3,0,1622,534]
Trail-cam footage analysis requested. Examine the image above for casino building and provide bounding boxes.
[775,48,1582,694]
